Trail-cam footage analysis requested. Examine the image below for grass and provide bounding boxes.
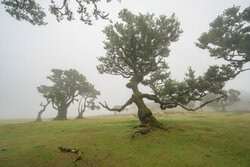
[0,111,250,167]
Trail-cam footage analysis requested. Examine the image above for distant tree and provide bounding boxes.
[196,6,250,79]
[35,99,50,122]
[37,69,90,120]
[97,9,227,130]
[1,0,118,25]
[76,83,100,119]
[203,89,241,112]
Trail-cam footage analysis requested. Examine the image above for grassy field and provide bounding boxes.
[0,111,249,167]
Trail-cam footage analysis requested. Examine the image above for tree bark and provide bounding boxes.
[54,108,67,120]
[128,80,164,128]
[133,94,163,128]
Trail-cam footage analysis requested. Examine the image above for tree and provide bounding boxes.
[97,9,227,129]
[35,99,50,122]
[196,6,250,79]
[203,89,241,112]
[37,69,90,120]
[76,83,100,119]
[1,0,118,25]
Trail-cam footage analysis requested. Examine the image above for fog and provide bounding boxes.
[0,0,249,119]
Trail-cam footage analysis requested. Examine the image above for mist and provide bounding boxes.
[0,0,249,120]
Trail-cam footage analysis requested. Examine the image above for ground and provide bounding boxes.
[0,111,250,167]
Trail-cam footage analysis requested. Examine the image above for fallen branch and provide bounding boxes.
[58,146,83,163]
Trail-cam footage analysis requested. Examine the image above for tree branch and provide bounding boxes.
[177,95,226,111]
[141,93,177,109]
[52,101,58,110]
[99,96,134,112]
[77,96,84,114]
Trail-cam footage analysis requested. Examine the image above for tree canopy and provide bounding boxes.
[196,6,250,79]
[97,9,228,129]
[37,69,94,120]
[1,0,117,25]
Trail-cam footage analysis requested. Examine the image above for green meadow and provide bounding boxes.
[0,111,250,167]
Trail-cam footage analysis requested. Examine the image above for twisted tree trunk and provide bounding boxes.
[76,96,86,119]
[129,81,164,129]
[35,101,50,122]
[134,95,163,128]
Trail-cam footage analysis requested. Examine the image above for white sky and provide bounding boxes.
[0,0,249,119]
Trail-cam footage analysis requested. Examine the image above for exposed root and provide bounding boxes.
[131,123,169,139]
[131,127,152,139]
[58,146,83,163]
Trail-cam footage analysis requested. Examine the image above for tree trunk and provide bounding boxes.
[75,111,84,119]
[128,80,163,129]
[35,110,43,122]
[221,105,226,112]
[35,101,50,122]
[54,108,67,120]
[76,114,84,119]
[133,94,163,128]
[76,96,86,119]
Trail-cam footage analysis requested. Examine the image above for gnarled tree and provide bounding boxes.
[97,9,227,129]
[1,0,118,25]
[76,83,100,119]
[37,69,90,120]
[196,6,250,79]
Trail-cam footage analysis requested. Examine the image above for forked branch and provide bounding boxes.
[99,96,134,112]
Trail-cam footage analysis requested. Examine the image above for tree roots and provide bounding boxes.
[131,123,169,139]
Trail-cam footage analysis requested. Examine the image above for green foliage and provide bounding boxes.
[97,9,228,112]
[97,9,182,80]
[196,6,250,78]
[149,67,226,107]
[1,0,115,25]
[37,69,98,114]
[1,0,46,25]
[0,112,250,167]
